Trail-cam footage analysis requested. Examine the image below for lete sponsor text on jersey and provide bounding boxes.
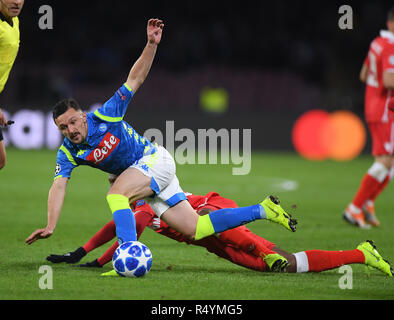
[86,132,120,164]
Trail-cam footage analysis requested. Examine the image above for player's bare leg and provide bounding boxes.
[272,247,297,272]
[161,200,200,239]
[108,167,154,201]
[362,155,394,227]
[343,155,392,228]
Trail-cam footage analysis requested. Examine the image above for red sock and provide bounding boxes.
[370,174,390,201]
[83,210,153,254]
[304,249,365,272]
[83,220,116,253]
[218,227,276,257]
[352,174,382,208]
[97,241,118,266]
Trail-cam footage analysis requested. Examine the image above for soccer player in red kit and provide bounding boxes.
[47,192,393,276]
[343,7,394,229]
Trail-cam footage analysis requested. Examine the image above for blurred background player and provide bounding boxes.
[46,191,393,276]
[0,108,6,169]
[343,6,394,229]
[0,0,24,169]
[0,0,22,93]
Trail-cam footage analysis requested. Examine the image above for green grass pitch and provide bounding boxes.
[0,148,393,300]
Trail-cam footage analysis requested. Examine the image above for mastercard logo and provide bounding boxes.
[292,110,366,161]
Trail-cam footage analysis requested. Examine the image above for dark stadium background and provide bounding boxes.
[1,0,393,151]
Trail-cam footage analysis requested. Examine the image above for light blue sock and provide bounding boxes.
[113,208,137,244]
[208,204,265,233]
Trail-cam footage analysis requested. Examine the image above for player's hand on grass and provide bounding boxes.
[147,18,164,45]
[25,228,53,245]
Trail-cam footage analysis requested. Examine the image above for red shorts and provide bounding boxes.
[368,121,394,156]
[192,192,239,213]
[195,231,275,272]
[195,193,276,250]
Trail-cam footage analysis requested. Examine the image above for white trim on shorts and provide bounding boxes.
[130,145,186,217]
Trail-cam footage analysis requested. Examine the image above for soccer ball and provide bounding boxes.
[112,241,153,277]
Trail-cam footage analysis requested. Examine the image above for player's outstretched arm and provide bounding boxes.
[125,18,164,94]
[359,63,368,83]
[25,177,69,245]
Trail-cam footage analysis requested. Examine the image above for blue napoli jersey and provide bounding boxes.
[54,84,155,179]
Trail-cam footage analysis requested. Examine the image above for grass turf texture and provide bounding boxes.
[0,148,393,300]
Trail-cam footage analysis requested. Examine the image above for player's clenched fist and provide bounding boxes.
[147,18,164,45]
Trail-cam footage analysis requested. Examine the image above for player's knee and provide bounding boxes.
[375,157,391,170]
[273,247,297,272]
[107,184,128,197]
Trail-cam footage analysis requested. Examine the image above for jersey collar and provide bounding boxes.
[380,30,394,42]
[0,11,14,27]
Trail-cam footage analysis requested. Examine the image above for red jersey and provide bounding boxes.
[364,30,394,123]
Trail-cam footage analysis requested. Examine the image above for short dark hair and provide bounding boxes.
[388,6,394,21]
[52,98,81,122]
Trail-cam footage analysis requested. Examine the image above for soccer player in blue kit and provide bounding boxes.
[26,18,297,270]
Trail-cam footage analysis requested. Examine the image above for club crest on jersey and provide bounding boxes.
[86,132,120,164]
[99,123,107,133]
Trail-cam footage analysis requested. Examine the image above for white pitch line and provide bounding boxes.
[188,177,298,194]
